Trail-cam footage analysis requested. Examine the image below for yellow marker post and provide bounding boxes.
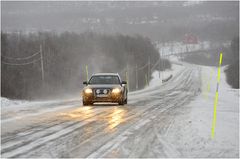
[211,52,222,139]
[145,74,148,87]
[85,65,88,81]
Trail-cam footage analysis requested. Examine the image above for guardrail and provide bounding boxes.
[162,74,173,83]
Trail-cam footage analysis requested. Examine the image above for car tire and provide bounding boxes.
[119,99,124,105]
[124,98,127,104]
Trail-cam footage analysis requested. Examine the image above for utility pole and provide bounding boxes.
[158,56,161,79]
[40,44,45,83]
[136,64,138,90]
[162,51,164,80]
[126,63,129,91]
[148,56,150,85]
[184,44,189,60]
[85,65,88,81]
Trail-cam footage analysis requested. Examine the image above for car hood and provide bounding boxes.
[85,84,121,89]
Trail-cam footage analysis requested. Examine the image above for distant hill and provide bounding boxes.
[1,1,238,42]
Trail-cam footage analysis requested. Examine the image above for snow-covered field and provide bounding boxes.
[156,40,231,56]
[1,57,239,158]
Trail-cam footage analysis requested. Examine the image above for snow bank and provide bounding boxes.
[166,65,239,157]
[1,97,81,122]
[1,97,28,107]
[1,97,63,108]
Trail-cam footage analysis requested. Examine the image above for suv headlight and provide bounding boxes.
[84,88,92,94]
[112,88,121,94]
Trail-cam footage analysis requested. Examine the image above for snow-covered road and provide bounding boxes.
[1,62,238,158]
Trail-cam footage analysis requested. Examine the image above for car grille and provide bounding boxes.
[94,88,111,96]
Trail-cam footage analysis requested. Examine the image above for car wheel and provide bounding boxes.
[119,99,124,105]
[83,101,87,106]
[124,98,127,104]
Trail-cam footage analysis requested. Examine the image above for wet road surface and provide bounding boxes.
[1,65,201,158]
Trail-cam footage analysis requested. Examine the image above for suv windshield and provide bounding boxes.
[89,75,120,85]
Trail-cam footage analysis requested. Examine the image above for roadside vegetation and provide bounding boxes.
[183,36,239,89]
[224,36,239,89]
[1,32,171,100]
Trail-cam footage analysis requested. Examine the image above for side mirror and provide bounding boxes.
[83,81,88,85]
[121,81,127,84]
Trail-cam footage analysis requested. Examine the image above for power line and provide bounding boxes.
[118,57,161,90]
[137,62,148,70]
[150,58,160,72]
[2,44,45,84]
[1,51,40,60]
[2,57,42,66]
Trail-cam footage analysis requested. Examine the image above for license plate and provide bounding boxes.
[96,94,108,97]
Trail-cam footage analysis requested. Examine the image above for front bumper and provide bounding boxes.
[83,92,123,103]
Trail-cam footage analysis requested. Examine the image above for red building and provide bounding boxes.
[183,34,198,44]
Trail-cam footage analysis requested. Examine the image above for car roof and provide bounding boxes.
[92,73,119,76]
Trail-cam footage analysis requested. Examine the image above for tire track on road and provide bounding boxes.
[86,67,200,158]
[2,65,201,158]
